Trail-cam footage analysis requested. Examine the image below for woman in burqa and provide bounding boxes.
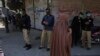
[50,11,72,56]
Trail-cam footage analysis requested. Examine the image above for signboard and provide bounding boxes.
[34,0,47,29]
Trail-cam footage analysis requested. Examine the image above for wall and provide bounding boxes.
[0,1,2,7]
[25,0,100,30]
[52,0,100,26]
[34,0,47,29]
[25,0,34,28]
[25,0,47,29]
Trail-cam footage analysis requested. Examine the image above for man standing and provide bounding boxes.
[39,8,55,51]
[71,12,83,46]
[1,13,9,33]
[81,11,94,50]
[21,10,32,50]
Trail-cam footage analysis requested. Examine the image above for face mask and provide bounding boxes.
[79,15,81,17]
[79,15,83,18]
[79,14,87,19]
[87,13,91,17]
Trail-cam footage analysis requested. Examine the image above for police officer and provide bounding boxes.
[21,10,32,50]
[81,11,94,50]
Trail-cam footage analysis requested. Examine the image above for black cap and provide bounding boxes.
[46,8,50,11]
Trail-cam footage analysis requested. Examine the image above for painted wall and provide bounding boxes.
[25,0,47,29]
[52,0,100,26]
[25,0,100,30]
[0,1,2,7]
[34,0,47,29]
[25,0,34,28]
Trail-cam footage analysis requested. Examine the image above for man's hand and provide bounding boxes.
[43,21,48,25]
[89,20,91,22]
[69,28,72,34]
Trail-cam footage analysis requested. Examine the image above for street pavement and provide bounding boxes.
[0,28,100,56]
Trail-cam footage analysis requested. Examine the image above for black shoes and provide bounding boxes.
[39,47,45,49]
[46,48,50,51]
[24,44,27,48]
[87,47,91,50]
[39,46,50,51]
[39,46,45,49]
[81,45,85,48]
[24,44,32,50]
[26,45,32,50]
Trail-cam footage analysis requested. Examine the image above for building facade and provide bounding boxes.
[25,0,100,30]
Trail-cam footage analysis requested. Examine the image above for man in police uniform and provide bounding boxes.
[81,11,94,50]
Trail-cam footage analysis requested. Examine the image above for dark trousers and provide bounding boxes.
[4,17,9,33]
[72,29,81,46]
[5,23,9,33]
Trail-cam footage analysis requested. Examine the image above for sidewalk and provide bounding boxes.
[0,28,100,56]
